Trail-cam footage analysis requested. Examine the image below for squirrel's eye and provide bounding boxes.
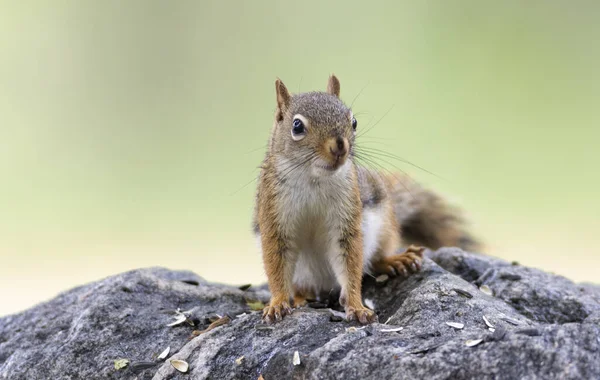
[291,118,306,141]
[351,117,357,130]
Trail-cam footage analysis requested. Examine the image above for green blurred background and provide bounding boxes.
[1,1,598,316]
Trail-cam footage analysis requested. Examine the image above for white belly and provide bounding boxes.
[260,159,386,294]
[361,207,385,271]
[290,205,386,294]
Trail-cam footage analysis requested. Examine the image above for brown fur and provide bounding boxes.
[327,74,341,97]
[336,165,373,322]
[256,156,293,321]
[255,75,479,324]
[385,173,481,252]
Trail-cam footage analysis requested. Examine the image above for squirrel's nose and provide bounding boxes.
[329,136,348,158]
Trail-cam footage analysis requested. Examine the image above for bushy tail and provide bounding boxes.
[386,174,481,252]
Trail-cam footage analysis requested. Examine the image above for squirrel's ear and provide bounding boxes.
[275,78,291,120]
[327,74,341,98]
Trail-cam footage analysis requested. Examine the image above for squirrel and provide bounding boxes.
[253,75,479,324]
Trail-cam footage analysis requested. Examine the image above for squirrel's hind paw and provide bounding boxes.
[373,245,425,277]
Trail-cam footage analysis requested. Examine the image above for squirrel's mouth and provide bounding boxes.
[313,138,350,173]
[314,156,346,172]
[315,163,338,171]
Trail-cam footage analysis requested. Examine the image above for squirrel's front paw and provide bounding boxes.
[346,306,378,324]
[262,300,293,324]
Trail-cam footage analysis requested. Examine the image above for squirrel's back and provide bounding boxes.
[357,166,480,252]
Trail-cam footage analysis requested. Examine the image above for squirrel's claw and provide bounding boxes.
[262,301,292,324]
[372,245,425,278]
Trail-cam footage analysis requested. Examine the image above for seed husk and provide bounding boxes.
[500,273,522,281]
[482,315,494,329]
[345,326,366,333]
[235,356,244,365]
[516,328,541,336]
[410,342,444,355]
[479,285,493,296]
[157,346,170,360]
[166,314,188,327]
[327,309,344,319]
[501,317,520,325]
[130,361,156,371]
[114,358,129,370]
[170,359,189,373]
[375,274,389,283]
[453,288,473,298]
[380,327,403,332]
[292,351,301,366]
[446,322,464,329]
[465,339,483,347]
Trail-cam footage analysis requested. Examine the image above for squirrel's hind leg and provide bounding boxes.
[292,286,316,308]
[369,202,425,277]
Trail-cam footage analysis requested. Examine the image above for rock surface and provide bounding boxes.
[1,248,599,380]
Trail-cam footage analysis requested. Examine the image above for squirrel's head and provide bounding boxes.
[270,75,356,176]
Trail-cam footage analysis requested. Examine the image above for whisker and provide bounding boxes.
[244,144,268,155]
[355,146,444,180]
[275,153,317,186]
[350,82,370,109]
[353,153,414,197]
[357,104,395,139]
[357,136,394,141]
[230,174,260,196]
[277,157,315,187]
[355,150,411,179]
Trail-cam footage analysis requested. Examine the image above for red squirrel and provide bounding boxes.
[254,75,479,324]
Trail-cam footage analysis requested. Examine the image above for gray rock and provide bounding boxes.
[1,248,599,380]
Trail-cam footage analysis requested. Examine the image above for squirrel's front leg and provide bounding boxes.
[330,215,378,324]
[260,231,296,323]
